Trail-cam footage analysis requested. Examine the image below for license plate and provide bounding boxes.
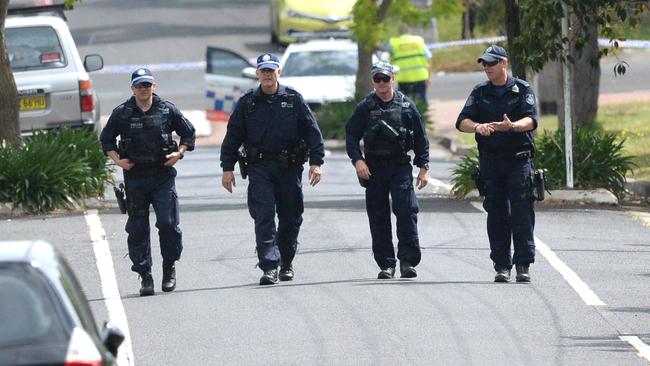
[19,95,46,111]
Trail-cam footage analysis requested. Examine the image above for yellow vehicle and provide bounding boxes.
[270,0,355,45]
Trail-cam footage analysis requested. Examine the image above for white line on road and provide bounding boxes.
[84,210,135,366]
[619,336,650,362]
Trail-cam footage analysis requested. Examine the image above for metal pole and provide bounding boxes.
[562,2,574,188]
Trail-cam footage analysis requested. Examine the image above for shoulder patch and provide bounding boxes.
[526,93,536,105]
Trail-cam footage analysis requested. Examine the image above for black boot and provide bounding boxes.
[515,264,531,283]
[139,270,155,296]
[259,268,279,285]
[162,261,176,292]
[494,267,511,283]
[279,265,294,281]
[377,267,395,279]
[400,262,417,278]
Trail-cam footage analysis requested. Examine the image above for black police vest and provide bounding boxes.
[120,104,171,166]
[362,92,413,159]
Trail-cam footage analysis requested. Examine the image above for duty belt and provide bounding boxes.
[479,150,533,160]
[250,150,285,161]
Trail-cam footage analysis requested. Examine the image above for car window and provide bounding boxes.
[282,49,357,77]
[206,47,251,77]
[6,26,66,71]
[0,264,68,346]
[57,253,101,335]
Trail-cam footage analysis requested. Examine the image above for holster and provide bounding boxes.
[238,148,248,179]
[532,169,549,201]
[113,183,127,214]
[471,165,487,196]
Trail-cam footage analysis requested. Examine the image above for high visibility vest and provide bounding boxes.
[389,34,429,83]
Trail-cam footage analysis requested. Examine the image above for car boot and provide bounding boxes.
[515,264,531,283]
[260,268,279,285]
[377,267,395,279]
[162,261,176,292]
[494,267,511,283]
[279,265,294,281]
[139,269,155,296]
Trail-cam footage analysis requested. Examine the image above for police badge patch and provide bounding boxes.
[465,95,474,107]
[526,94,535,105]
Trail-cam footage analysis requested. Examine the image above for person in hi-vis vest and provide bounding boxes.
[388,24,432,107]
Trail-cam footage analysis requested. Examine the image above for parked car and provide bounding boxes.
[205,38,362,121]
[270,0,355,45]
[7,2,104,136]
[0,240,124,366]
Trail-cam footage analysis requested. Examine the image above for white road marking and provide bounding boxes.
[469,202,605,306]
[619,336,650,362]
[84,210,135,366]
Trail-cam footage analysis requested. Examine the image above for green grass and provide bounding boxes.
[454,102,650,179]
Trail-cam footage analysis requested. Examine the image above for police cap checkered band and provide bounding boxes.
[256,53,280,70]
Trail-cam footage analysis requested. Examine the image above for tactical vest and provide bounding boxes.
[119,103,174,166]
[389,34,429,83]
[362,92,414,159]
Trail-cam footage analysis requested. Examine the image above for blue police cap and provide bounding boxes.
[131,68,155,85]
[370,61,394,77]
[256,53,280,70]
[477,45,508,63]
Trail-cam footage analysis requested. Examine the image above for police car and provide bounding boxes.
[205,38,360,122]
[7,2,104,135]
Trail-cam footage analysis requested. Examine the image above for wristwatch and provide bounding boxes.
[178,152,184,160]
[418,163,429,170]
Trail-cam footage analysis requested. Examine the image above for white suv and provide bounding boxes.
[6,5,103,135]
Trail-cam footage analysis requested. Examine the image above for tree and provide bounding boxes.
[350,0,462,101]
[511,0,648,130]
[0,0,80,144]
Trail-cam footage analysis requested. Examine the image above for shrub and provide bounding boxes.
[450,128,637,200]
[535,129,636,200]
[0,128,113,213]
[314,101,358,140]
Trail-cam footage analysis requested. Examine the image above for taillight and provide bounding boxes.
[79,80,94,112]
[64,327,104,366]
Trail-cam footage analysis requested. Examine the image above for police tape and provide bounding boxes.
[426,36,650,50]
[97,61,207,74]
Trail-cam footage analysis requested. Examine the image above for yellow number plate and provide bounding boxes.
[19,95,46,111]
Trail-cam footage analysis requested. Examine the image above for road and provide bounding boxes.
[6,1,650,365]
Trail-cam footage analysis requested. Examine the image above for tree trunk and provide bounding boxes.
[504,0,526,81]
[0,0,20,144]
[558,8,599,130]
[354,0,392,101]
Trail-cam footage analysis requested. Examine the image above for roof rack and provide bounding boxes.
[8,3,70,21]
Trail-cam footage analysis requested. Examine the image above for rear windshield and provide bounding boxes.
[0,264,69,347]
[282,49,357,77]
[6,26,66,71]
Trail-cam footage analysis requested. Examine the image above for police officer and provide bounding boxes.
[100,68,196,296]
[389,24,432,106]
[346,61,430,279]
[220,53,325,286]
[455,45,538,283]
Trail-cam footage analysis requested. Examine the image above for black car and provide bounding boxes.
[0,241,123,366]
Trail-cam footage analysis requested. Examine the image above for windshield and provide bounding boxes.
[282,49,357,77]
[6,26,66,71]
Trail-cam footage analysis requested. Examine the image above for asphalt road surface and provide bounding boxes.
[5,1,649,365]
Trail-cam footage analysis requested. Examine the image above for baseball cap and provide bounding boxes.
[370,61,394,77]
[256,53,280,70]
[131,68,155,85]
[477,45,508,63]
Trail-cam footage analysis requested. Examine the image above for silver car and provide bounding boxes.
[7,4,103,135]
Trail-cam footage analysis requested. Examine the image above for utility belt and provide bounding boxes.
[245,143,308,170]
[479,149,533,160]
[125,165,170,178]
[365,155,411,167]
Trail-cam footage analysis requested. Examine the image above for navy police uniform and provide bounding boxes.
[456,76,538,271]
[100,93,196,274]
[346,90,429,271]
[220,84,325,271]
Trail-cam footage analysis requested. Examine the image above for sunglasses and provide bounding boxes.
[372,74,391,83]
[134,83,152,89]
[481,60,499,68]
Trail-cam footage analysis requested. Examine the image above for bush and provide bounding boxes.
[314,101,358,140]
[0,128,113,213]
[450,128,637,200]
[535,129,636,200]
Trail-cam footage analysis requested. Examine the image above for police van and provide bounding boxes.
[7,2,104,135]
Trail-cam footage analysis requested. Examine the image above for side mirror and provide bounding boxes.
[241,67,257,79]
[84,54,104,72]
[101,321,125,357]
